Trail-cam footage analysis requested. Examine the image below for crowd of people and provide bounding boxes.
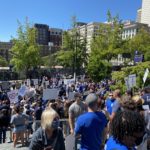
[0,77,150,150]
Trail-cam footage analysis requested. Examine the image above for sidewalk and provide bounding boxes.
[0,132,28,150]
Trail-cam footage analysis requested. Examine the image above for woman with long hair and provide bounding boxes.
[29,108,65,150]
[105,110,145,150]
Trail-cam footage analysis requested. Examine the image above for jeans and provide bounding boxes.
[0,127,7,143]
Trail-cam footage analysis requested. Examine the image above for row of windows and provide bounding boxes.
[122,34,136,39]
[123,28,137,34]
[50,32,62,35]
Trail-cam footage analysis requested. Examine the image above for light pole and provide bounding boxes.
[48,42,54,71]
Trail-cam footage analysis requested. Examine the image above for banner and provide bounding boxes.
[43,89,59,100]
[7,90,18,103]
[64,79,75,85]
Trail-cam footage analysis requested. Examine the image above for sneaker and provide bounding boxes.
[7,140,13,143]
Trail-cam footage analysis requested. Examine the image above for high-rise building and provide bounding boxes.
[141,0,150,26]
[136,8,142,23]
[34,24,63,56]
[0,41,12,61]
[76,22,87,28]
[34,24,50,45]
[86,22,101,53]
[49,28,63,50]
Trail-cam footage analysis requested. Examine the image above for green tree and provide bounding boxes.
[10,20,41,75]
[0,55,8,67]
[111,61,150,92]
[42,53,57,68]
[90,12,124,62]
[87,11,123,81]
[56,17,88,74]
[87,59,112,82]
[128,28,150,61]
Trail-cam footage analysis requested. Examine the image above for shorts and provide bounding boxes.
[13,125,25,133]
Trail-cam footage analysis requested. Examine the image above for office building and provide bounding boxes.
[0,41,12,61]
[86,22,101,53]
[136,8,142,23]
[141,0,150,26]
[122,20,149,40]
[49,28,63,48]
[34,24,50,45]
[34,23,63,56]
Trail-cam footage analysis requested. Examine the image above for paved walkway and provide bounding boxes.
[0,142,28,150]
[0,132,29,150]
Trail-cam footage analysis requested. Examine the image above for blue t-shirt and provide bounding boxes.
[75,111,107,150]
[105,98,115,115]
[105,137,128,150]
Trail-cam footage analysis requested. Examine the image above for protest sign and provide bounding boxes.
[64,79,75,85]
[1,81,10,91]
[128,74,136,88]
[43,89,59,100]
[143,68,149,83]
[7,90,18,103]
[32,79,38,85]
[65,134,75,150]
[18,85,28,97]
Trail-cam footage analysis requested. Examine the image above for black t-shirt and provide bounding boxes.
[142,94,150,108]
[34,107,43,120]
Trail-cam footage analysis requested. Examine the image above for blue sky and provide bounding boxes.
[0,0,142,41]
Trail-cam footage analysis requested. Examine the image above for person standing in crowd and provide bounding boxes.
[75,93,107,150]
[105,110,145,150]
[10,105,26,148]
[110,89,121,121]
[132,95,149,149]
[33,100,43,132]
[123,90,133,101]
[69,92,86,134]
[0,109,10,143]
[29,108,65,150]
[142,87,150,109]
[105,92,116,115]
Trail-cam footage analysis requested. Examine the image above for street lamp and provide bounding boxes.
[48,42,54,70]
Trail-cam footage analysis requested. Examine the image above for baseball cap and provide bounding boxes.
[85,93,98,107]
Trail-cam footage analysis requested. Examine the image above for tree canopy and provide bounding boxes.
[87,11,123,81]
[0,55,8,67]
[10,20,41,73]
[56,17,88,75]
